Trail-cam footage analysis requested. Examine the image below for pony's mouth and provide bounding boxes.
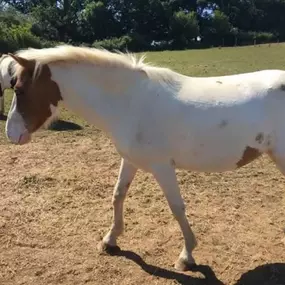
[18,132,31,145]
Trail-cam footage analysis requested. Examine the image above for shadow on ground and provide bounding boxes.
[108,248,285,285]
[110,249,223,285]
[48,119,83,131]
[235,263,285,285]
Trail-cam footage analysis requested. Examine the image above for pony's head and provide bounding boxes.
[5,53,62,145]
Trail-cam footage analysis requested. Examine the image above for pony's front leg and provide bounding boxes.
[151,163,197,271]
[99,158,137,253]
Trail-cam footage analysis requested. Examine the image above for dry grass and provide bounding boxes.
[1,43,285,285]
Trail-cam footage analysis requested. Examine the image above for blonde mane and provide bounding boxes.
[16,45,146,69]
[13,45,180,86]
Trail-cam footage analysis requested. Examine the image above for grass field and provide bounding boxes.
[1,43,285,285]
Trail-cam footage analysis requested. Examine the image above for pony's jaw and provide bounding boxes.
[42,104,58,129]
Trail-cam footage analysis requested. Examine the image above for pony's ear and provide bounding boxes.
[8,53,35,70]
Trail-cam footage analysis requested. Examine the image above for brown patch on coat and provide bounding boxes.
[255,133,264,144]
[280,84,285,91]
[11,56,62,133]
[236,146,261,168]
[216,81,222,84]
[219,119,228,128]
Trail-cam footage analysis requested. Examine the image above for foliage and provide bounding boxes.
[170,11,200,48]
[237,31,276,45]
[0,0,284,52]
[92,36,133,51]
[0,8,43,53]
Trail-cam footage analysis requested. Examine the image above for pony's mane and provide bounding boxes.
[13,45,181,86]
[16,45,147,70]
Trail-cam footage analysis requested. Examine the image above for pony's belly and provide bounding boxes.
[171,145,245,172]
[174,155,238,172]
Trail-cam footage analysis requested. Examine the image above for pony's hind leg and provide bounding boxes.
[98,158,137,253]
[151,163,197,271]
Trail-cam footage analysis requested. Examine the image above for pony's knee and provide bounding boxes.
[112,184,129,204]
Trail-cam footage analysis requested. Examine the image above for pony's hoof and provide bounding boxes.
[174,257,197,272]
[97,241,121,255]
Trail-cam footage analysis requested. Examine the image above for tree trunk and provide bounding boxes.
[64,0,69,14]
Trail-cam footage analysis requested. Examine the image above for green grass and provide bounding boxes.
[143,43,285,76]
[2,43,285,133]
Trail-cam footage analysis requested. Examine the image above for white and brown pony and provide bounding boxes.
[0,54,16,116]
[5,45,285,270]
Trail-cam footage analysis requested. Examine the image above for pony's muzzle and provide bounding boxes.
[18,132,31,145]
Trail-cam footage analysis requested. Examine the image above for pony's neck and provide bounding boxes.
[50,62,147,136]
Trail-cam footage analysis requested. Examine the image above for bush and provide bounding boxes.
[237,31,276,45]
[10,24,42,48]
[92,35,133,51]
[255,32,276,43]
[0,22,43,53]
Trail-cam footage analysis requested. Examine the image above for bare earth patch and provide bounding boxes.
[0,125,285,285]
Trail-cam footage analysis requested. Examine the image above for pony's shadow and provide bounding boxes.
[0,114,7,121]
[48,119,82,131]
[111,249,224,285]
[235,263,285,285]
[110,249,285,285]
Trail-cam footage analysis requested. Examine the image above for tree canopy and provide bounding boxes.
[0,0,283,52]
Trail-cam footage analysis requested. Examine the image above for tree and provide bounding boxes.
[78,1,117,43]
[205,9,232,46]
[1,0,284,51]
[170,11,200,48]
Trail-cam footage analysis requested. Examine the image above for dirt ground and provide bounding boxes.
[0,117,285,285]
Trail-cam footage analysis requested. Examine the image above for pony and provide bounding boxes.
[5,45,285,271]
[0,54,16,116]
